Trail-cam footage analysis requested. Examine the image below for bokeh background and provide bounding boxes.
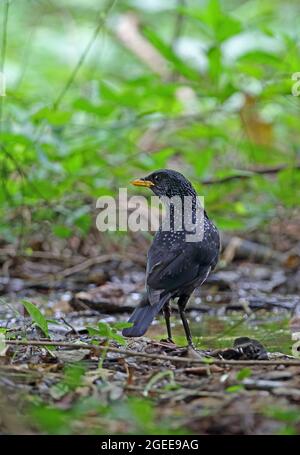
[1,0,300,436]
[1,0,300,246]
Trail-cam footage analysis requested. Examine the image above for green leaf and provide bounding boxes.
[97,322,111,337]
[236,368,252,381]
[202,357,214,364]
[226,384,244,393]
[112,322,133,330]
[181,0,242,42]
[63,364,86,390]
[142,27,200,81]
[87,326,101,337]
[52,224,72,238]
[214,216,246,230]
[22,300,49,338]
[32,106,72,126]
[109,332,126,345]
[208,46,222,83]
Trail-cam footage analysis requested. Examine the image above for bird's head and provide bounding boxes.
[131,169,196,198]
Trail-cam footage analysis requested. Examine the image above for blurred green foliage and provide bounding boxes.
[31,363,188,434]
[31,396,190,435]
[1,0,300,241]
[87,320,133,345]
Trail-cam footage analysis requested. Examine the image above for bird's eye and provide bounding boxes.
[153,174,160,182]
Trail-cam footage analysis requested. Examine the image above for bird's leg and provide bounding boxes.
[177,295,194,348]
[163,301,174,343]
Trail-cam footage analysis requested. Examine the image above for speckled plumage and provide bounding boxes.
[123,169,220,346]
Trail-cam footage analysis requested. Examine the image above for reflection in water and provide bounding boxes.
[148,310,291,354]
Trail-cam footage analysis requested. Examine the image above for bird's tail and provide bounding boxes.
[122,294,169,337]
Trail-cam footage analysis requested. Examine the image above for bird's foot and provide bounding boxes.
[186,344,206,359]
[160,337,175,345]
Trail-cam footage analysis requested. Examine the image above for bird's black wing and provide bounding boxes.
[146,231,219,304]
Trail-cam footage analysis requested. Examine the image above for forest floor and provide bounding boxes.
[0,217,300,435]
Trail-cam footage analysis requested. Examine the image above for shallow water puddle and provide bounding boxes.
[149,310,293,355]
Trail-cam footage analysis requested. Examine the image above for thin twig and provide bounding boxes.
[20,252,146,284]
[0,0,9,131]
[5,340,300,366]
[0,249,146,283]
[54,252,145,278]
[202,164,300,185]
[0,248,78,262]
[53,0,117,110]
[114,13,169,78]
[171,0,186,46]
[125,385,225,398]
[170,0,186,80]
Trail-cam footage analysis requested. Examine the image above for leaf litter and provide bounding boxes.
[0,226,300,435]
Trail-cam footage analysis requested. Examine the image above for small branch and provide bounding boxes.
[171,0,186,47]
[169,0,186,83]
[0,249,145,266]
[0,0,10,131]
[5,340,300,366]
[53,0,117,110]
[0,251,146,285]
[56,253,146,278]
[0,1,9,74]
[221,234,285,264]
[27,252,146,284]
[202,164,300,185]
[114,13,169,78]
[125,384,225,398]
[0,248,78,262]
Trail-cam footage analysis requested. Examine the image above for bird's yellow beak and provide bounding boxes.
[131,179,154,188]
